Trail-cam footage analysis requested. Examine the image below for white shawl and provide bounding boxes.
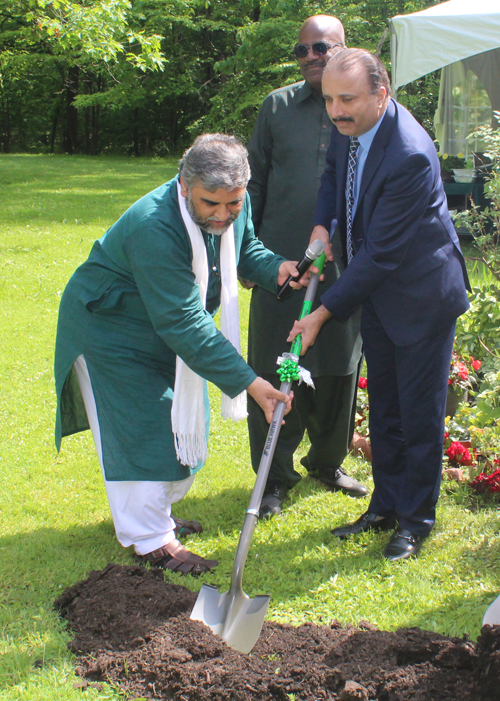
[171,180,247,468]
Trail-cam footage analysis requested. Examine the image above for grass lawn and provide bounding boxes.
[1,154,499,700]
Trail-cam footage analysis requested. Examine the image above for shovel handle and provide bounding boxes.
[228,252,327,595]
[289,251,326,357]
[246,254,326,513]
[228,380,291,595]
[247,379,293,515]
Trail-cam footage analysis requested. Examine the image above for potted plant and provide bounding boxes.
[437,151,467,182]
[446,352,481,417]
[470,462,500,498]
[351,376,372,461]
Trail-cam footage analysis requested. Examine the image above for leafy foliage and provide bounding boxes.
[29,0,165,68]
[455,113,500,364]
[443,122,500,483]
[1,0,441,155]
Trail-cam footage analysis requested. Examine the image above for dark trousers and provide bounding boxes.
[247,371,359,490]
[361,301,456,537]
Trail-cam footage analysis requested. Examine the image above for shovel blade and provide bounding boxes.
[190,583,270,654]
[483,593,500,626]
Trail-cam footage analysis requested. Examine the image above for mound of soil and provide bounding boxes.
[55,564,500,701]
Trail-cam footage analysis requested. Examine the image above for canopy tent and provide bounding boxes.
[390,0,500,157]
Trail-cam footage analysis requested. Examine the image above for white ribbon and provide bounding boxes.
[276,354,316,389]
[172,181,247,468]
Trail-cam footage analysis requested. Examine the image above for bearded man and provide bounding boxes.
[55,134,297,574]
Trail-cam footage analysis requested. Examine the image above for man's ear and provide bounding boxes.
[179,175,189,198]
[378,86,387,107]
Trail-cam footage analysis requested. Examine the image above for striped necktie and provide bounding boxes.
[346,136,359,263]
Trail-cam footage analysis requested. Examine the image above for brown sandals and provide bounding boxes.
[136,539,218,575]
[172,516,203,539]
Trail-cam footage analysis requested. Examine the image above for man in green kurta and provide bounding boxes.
[55,134,296,574]
[246,15,367,519]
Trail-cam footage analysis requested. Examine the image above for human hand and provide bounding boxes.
[287,305,332,354]
[310,225,333,262]
[277,259,322,291]
[247,377,293,424]
[277,260,299,287]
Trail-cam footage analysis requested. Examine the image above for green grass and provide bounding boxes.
[1,154,499,700]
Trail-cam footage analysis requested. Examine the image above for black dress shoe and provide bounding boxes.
[383,528,424,562]
[309,466,369,498]
[331,511,397,539]
[259,483,289,520]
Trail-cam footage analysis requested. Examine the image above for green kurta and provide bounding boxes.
[55,176,283,482]
[247,80,362,376]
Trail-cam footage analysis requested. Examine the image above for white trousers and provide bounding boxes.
[73,355,195,556]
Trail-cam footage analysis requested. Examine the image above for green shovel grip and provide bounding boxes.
[289,251,326,358]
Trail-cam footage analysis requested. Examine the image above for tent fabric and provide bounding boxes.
[434,61,493,157]
[465,49,500,117]
[390,0,500,91]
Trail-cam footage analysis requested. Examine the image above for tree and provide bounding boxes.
[199,0,442,141]
[30,0,165,71]
[0,0,444,155]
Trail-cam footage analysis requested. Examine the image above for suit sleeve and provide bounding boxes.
[320,152,433,320]
[247,98,273,235]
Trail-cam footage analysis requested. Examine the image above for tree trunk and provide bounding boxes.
[134,107,140,157]
[1,95,11,153]
[91,104,100,155]
[90,74,102,155]
[50,105,60,153]
[64,65,79,153]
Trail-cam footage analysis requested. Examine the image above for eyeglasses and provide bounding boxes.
[293,42,344,59]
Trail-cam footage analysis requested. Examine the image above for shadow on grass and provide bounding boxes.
[0,482,498,691]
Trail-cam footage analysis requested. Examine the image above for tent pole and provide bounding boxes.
[375,26,389,57]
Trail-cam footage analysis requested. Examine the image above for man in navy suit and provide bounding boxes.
[288,49,470,561]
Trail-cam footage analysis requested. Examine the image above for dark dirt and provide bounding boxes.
[55,563,500,701]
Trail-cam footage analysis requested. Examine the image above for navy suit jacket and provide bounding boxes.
[315,99,470,347]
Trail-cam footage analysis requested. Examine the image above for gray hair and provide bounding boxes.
[179,133,250,192]
[326,48,391,97]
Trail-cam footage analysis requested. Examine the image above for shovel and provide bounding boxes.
[190,249,326,654]
[483,593,500,626]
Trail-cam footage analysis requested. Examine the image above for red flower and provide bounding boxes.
[446,441,473,466]
[358,377,368,389]
[470,468,500,494]
[446,442,460,460]
[460,448,473,466]
[448,351,480,390]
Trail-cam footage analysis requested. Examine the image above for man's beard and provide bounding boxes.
[185,193,238,236]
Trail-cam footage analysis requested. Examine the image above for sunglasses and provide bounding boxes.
[293,42,344,59]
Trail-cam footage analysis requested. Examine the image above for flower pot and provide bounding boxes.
[445,387,466,417]
[350,432,372,462]
[441,168,454,183]
[443,467,465,482]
